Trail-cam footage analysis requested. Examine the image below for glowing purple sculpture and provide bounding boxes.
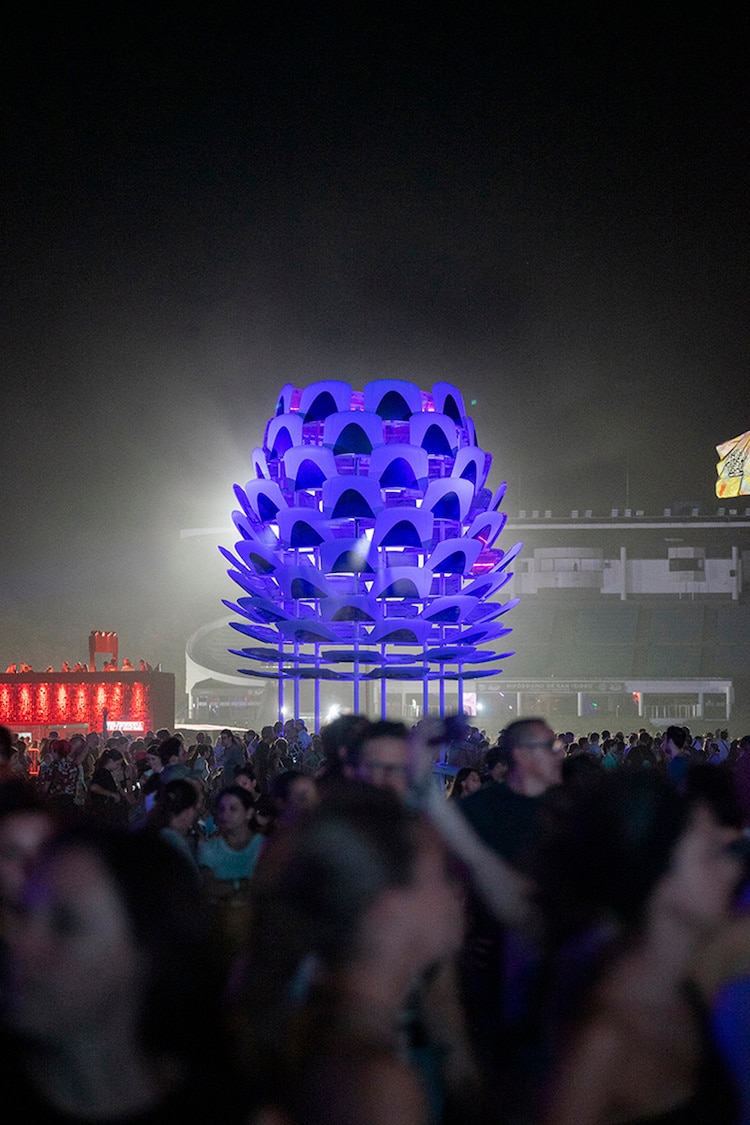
[220,380,521,725]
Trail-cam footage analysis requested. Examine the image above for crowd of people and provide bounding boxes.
[0,713,749,1123]
[4,658,153,672]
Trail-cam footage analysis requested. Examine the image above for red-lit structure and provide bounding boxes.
[0,633,174,738]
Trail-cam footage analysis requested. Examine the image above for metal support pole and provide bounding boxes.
[314,675,321,734]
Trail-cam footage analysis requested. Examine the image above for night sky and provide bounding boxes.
[2,7,747,678]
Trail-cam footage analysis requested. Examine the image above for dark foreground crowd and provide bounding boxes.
[1,715,750,1124]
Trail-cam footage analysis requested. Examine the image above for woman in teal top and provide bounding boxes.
[198,785,263,901]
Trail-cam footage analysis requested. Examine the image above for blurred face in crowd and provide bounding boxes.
[461,769,482,796]
[172,799,200,837]
[234,772,258,797]
[285,775,318,813]
[512,722,563,791]
[488,758,508,783]
[216,793,252,836]
[655,804,740,928]
[0,812,55,909]
[5,845,142,1043]
[365,825,464,973]
[356,735,410,798]
[105,754,127,777]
